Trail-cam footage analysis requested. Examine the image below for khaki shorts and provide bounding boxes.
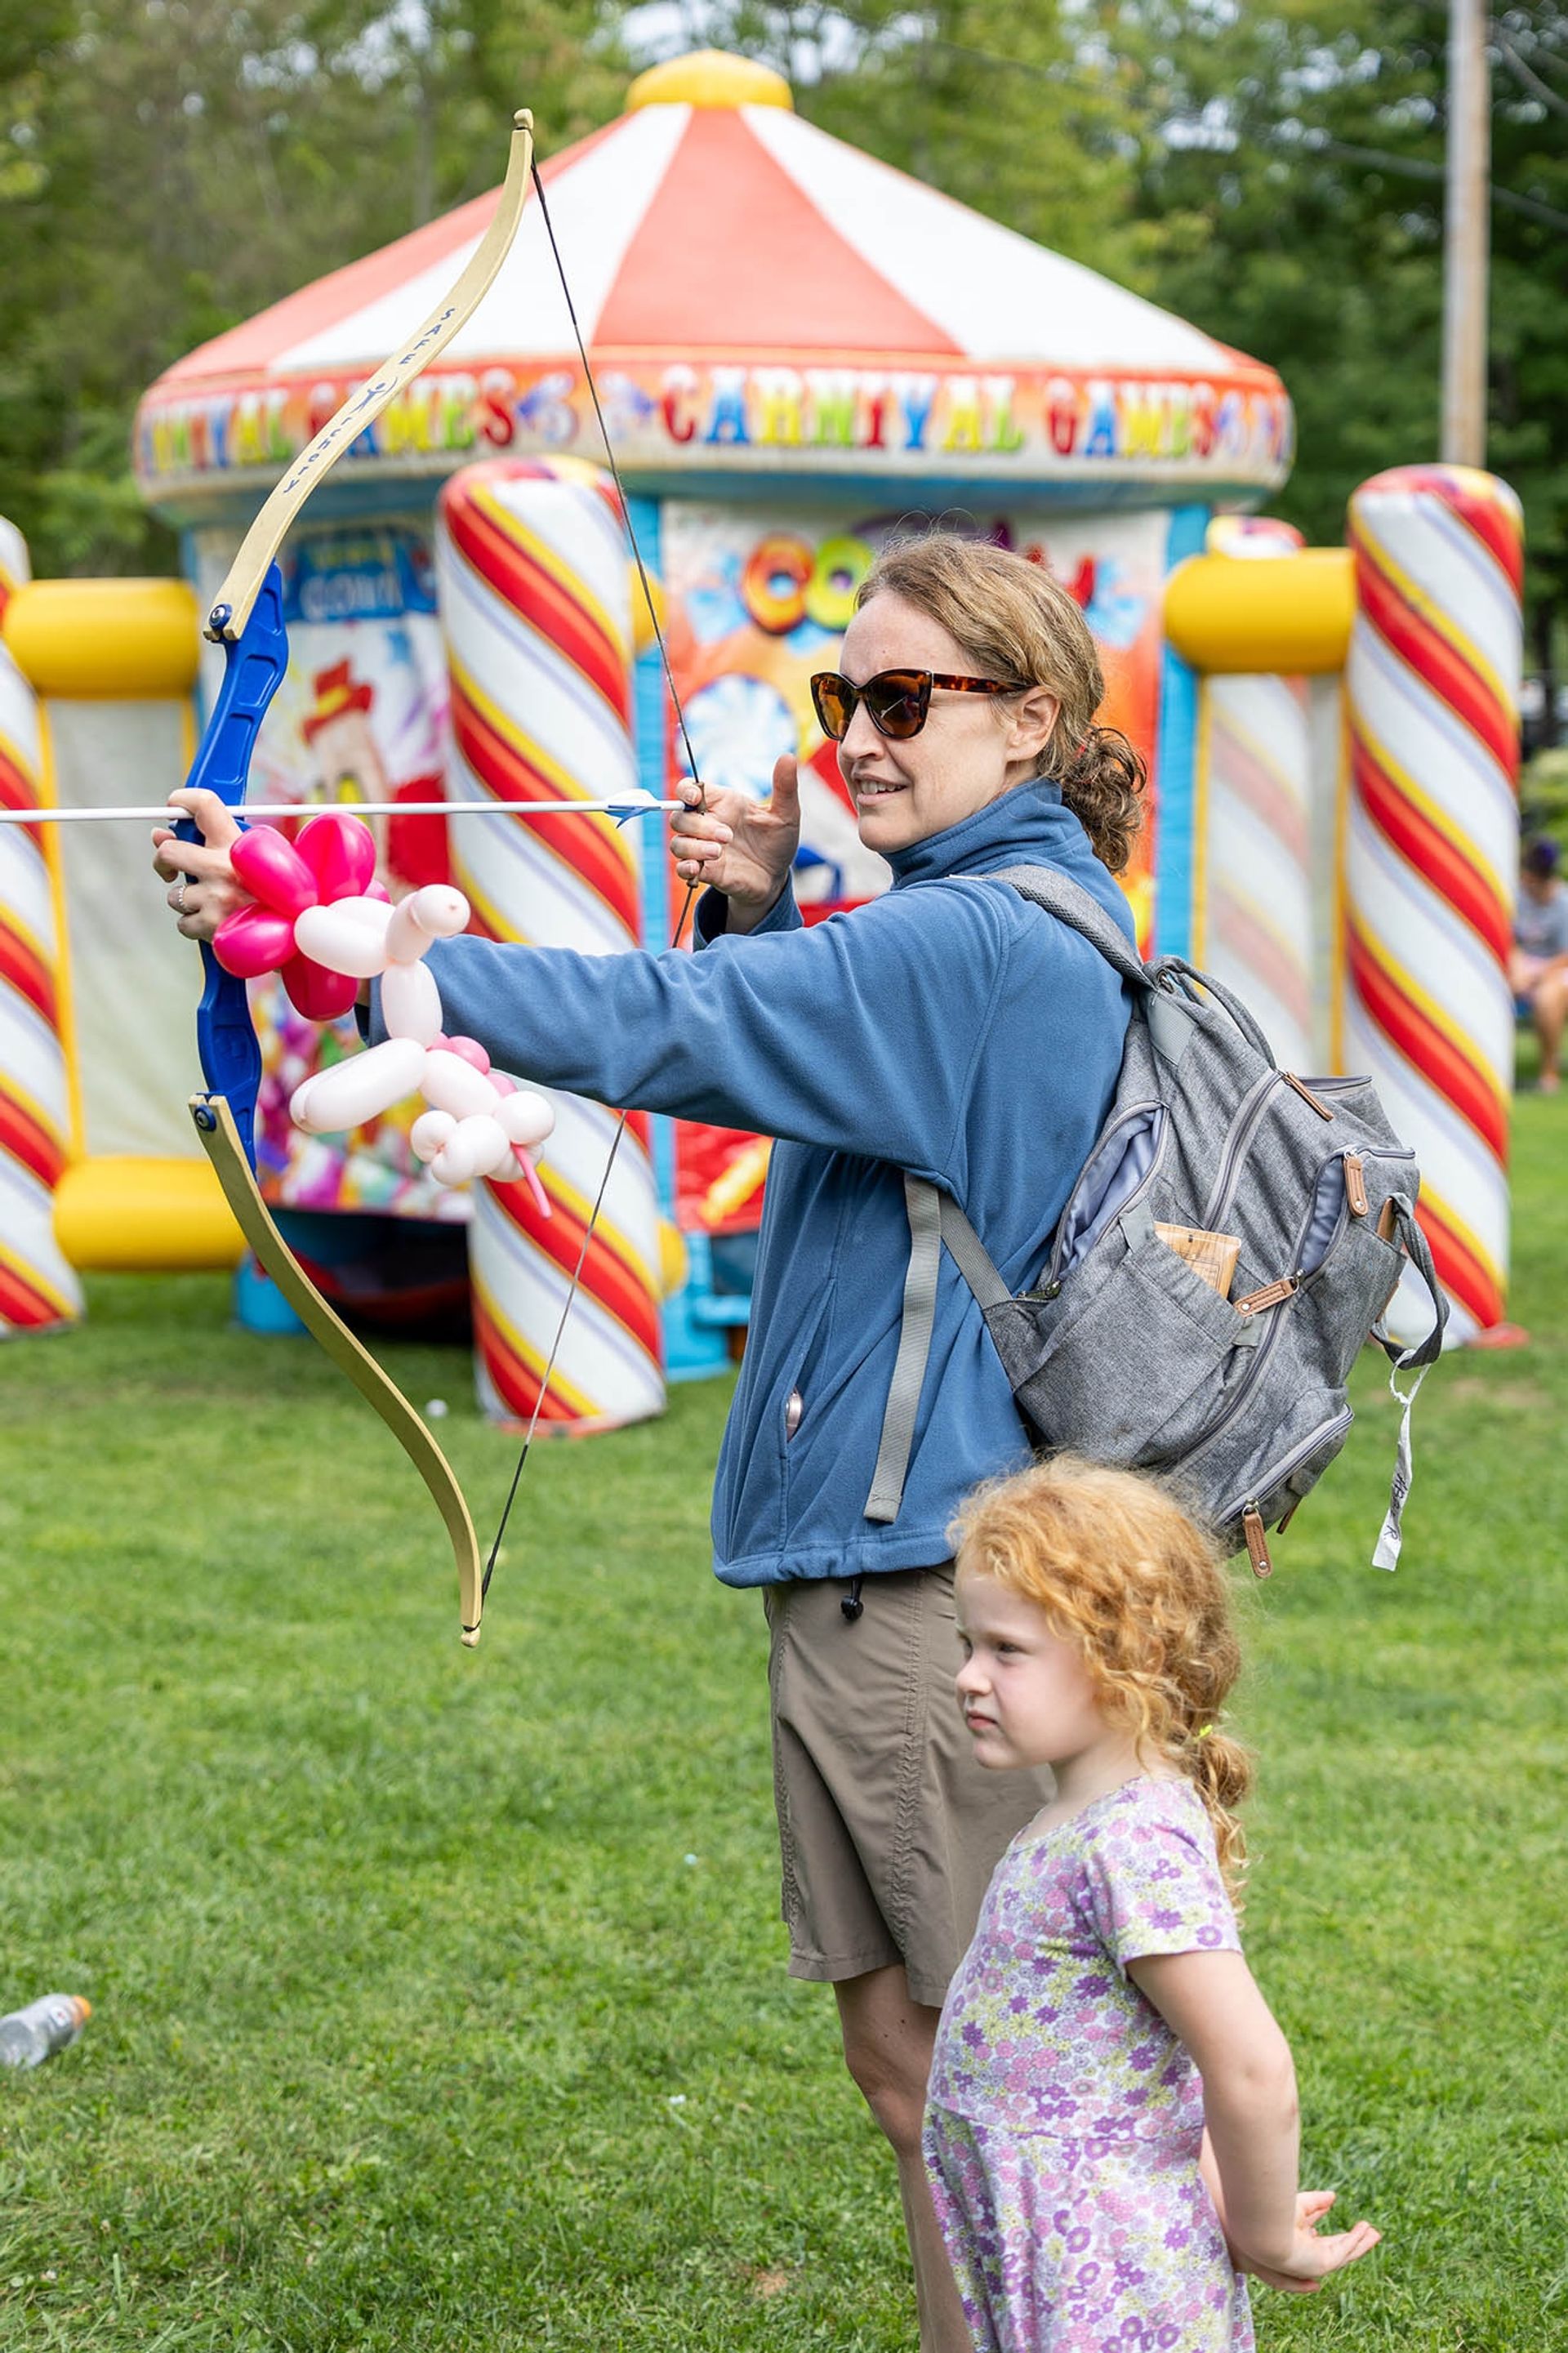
[764,1565,1055,2010]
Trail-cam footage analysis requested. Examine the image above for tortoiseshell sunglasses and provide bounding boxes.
[810,667,1025,743]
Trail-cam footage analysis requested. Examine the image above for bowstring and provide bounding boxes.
[480,160,708,1605]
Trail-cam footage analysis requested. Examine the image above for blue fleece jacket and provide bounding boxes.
[386,782,1134,1585]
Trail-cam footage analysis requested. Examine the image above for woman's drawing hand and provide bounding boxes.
[670,756,801,929]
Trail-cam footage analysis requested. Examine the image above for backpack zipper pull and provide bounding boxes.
[1242,1507,1274,1577]
[1234,1272,1302,1316]
[1344,1152,1369,1218]
[1284,1072,1334,1121]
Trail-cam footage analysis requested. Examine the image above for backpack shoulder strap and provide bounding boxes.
[987,863,1202,1071]
[864,870,1168,1529]
[986,863,1152,992]
[865,1178,1009,1525]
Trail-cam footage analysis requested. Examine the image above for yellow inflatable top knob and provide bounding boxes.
[626,48,794,112]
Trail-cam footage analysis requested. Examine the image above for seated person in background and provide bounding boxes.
[1512,836,1568,1094]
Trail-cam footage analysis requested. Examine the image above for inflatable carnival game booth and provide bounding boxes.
[0,48,1524,1436]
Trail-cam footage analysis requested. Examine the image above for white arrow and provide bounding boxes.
[0,796,681,826]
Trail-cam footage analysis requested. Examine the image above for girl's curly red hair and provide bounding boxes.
[952,1455,1254,1895]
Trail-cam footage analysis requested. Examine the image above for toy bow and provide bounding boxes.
[176,112,537,1649]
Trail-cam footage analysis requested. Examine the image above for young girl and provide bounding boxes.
[925,1455,1380,2351]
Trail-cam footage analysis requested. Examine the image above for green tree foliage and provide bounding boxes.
[673,0,1568,623]
[0,0,628,576]
[1109,1,1452,550]
[5,0,1567,639]
[672,0,1172,287]
[1117,2,1568,626]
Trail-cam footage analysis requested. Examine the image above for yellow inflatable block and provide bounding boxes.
[628,48,793,111]
[3,580,202,699]
[1164,550,1355,676]
[657,1217,689,1301]
[54,1156,244,1272]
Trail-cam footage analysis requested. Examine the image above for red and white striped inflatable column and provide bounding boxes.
[1200,518,1316,1073]
[0,520,82,1335]
[1203,674,1315,1071]
[1343,466,1524,1342]
[435,457,664,1431]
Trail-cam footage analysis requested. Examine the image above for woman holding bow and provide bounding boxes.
[157,531,1143,2353]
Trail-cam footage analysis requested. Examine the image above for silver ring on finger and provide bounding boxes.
[170,879,189,916]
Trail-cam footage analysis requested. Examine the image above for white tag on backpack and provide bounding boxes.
[1372,1359,1428,1571]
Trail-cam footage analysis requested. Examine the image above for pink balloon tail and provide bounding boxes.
[518,1151,551,1219]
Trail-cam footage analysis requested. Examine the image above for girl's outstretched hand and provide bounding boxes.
[669,756,801,931]
[1242,2192,1381,2293]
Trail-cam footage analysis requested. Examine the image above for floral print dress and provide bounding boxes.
[924,1776,1253,2353]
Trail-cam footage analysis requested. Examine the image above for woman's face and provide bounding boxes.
[832,592,1059,856]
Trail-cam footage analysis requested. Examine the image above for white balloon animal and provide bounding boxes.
[285,881,554,1205]
[408,1037,555,1205]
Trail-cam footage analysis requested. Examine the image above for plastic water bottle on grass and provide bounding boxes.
[0,1994,91,2069]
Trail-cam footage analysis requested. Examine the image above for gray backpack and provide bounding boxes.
[866,865,1447,1575]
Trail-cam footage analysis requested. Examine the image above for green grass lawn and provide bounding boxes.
[2,1105,1565,2351]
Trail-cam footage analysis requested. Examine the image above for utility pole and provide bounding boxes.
[1441,0,1490,466]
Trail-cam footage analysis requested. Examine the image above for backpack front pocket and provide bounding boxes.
[986,1227,1255,1467]
[1297,1216,1407,1384]
[1209,1388,1355,1549]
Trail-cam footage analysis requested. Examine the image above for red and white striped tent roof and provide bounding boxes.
[136,50,1292,507]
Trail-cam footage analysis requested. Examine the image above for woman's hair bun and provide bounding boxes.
[1058,725,1147,876]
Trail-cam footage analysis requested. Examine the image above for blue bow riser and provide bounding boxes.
[174,563,288,1170]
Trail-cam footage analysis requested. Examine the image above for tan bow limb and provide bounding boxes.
[193,1099,485,1645]
[207,109,535,644]
[185,106,537,1645]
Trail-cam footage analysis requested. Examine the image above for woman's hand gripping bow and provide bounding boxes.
[670,755,801,935]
